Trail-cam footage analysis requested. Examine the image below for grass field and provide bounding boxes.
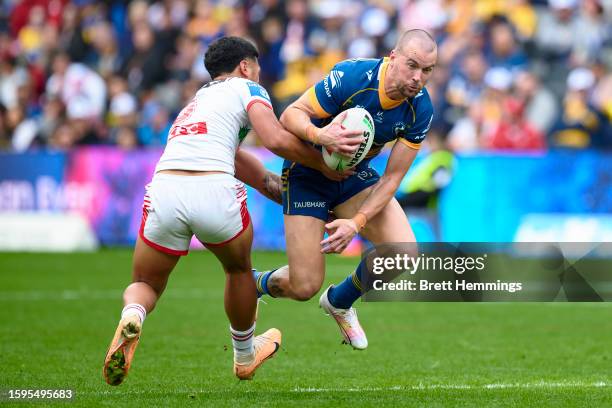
[1,250,612,407]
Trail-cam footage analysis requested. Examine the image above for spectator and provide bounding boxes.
[16,5,46,63]
[38,95,65,144]
[46,51,106,121]
[115,126,138,150]
[485,17,528,71]
[550,67,612,149]
[0,103,9,149]
[48,122,78,150]
[0,0,609,154]
[0,56,29,109]
[122,22,166,94]
[481,97,546,150]
[514,69,559,135]
[137,100,171,147]
[446,50,488,110]
[280,0,318,63]
[8,105,38,152]
[89,21,125,79]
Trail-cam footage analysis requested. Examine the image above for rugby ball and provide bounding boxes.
[323,107,375,171]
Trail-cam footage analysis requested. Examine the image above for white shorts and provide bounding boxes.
[139,173,250,255]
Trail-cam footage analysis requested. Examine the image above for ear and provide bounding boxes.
[389,49,397,59]
[239,59,249,77]
[388,49,398,66]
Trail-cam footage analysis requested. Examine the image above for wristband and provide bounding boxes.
[305,124,320,145]
[352,212,367,231]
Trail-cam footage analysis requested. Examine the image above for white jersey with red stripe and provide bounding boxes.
[155,77,273,174]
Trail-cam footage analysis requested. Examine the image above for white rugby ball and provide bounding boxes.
[322,107,375,171]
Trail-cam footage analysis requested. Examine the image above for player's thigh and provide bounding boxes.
[361,198,415,244]
[132,236,181,294]
[333,184,372,218]
[204,223,254,274]
[189,175,253,274]
[284,214,326,291]
[334,188,415,243]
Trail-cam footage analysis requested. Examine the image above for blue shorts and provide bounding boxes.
[281,160,380,221]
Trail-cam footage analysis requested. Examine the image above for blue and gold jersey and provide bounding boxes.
[309,57,434,160]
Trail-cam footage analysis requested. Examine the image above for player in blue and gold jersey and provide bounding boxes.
[254,30,437,350]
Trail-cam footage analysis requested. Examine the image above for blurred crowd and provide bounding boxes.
[0,0,610,153]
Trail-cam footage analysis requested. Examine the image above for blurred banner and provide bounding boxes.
[438,151,612,242]
[1,148,611,248]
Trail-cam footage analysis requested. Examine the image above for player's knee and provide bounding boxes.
[224,265,251,275]
[130,279,164,297]
[292,283,322,301]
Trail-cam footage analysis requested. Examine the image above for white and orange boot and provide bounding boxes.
[319,286,368,350]
[103,315,141,386]
[233,328,281,380]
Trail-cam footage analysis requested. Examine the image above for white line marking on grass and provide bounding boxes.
[292,381,610,392]
[81,382,610,396]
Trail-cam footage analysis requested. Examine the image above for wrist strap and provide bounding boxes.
[305,124,320,144]
[352,212,367,231]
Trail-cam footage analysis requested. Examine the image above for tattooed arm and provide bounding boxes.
[235,148,283,205]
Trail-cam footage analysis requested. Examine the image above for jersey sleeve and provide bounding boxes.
[399,92,434,150]
[309,60,356,118]
[235,79,273,112]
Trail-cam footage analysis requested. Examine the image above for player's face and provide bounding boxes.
[388,46,437,99]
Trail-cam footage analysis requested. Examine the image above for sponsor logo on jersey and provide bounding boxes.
[294,201,326,208]
[393,121,407,137]
[375,111,384,123]
[247,82,271,102]
[366,70,373,81]
[168,121,208,140]
[330,70,344,89]
[357,169,374,181]
[323,76,332,97]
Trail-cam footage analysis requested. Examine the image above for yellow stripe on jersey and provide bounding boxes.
[378,59,405,110]
[398,138,422,150]
[308,87,332,119]
[341,88,378,108]
[284,162,296,214]
[406,100,416,123]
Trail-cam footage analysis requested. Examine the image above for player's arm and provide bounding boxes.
[280,89,364,155]
[321,141,419,254]
[234,148,282,205]
[248,103,345,181]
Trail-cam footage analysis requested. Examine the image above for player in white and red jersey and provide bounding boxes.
[103,37,362,385]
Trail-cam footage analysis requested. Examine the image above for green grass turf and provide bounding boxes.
[1,250,611,407]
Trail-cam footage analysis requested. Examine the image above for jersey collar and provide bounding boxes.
[378,57,406,110]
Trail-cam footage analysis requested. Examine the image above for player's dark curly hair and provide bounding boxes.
[204,37,259,80]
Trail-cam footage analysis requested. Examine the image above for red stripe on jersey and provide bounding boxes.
[246,99,273,112]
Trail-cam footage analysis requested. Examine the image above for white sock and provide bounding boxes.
[231,323,256,365]
[121,303,147,324]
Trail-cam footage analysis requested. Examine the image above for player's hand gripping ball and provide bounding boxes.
[323,107,375,171]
